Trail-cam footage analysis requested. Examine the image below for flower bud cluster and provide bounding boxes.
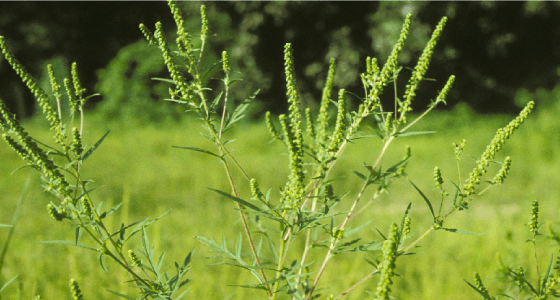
[528,199,539,237]
[492,156,512,184]
[328,89,347,152]
[463,101,534,196]
[129,250,142,266]
[280,44,304,207]
[400,17,447,124]
[316,58,336,146]
[374,223,399,300]
[473,272,494,299]
[70,279,84,300]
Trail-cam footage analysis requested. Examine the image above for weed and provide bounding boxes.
[0,1,537,299]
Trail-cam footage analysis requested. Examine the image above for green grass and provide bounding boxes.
[0,105,556,299]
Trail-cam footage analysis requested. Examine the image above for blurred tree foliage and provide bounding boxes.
[1,1,559,120]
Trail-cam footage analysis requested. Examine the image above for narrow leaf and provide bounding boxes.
[208,188,263,212]
[440,228,484,236]
[99,253,109,273]
[394,131,437,137]
[34,240,97,251]
[106,290,135,299]
[151,77,177,84]
[0,275,17,293]
[173,146,224,160]
[407,178,436,220]
[82,130,110,161]
[541,253,555,292]
[352,171,367,181]
[463,280,494,300]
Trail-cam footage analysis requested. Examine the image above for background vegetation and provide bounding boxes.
[1,1,559,299]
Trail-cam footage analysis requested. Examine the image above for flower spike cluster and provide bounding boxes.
[400,17,447,124]
[463,101,534,196]
[374,223,399,300]
[281,43,305,207]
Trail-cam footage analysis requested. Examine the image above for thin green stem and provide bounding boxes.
[272,213,289,300]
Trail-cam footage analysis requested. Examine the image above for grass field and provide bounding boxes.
[0,103,558,299]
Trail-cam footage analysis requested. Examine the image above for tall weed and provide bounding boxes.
[0,1,539,299]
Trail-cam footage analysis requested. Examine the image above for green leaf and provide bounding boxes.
[200,60,223,83]
[208,188,263,212]
[352,171,367,181]
[407,178,436,221]
[393,131,437,137]
[440,228,484,236]
[224,89,260,132]
[151,77,177,84]
[0,224,12,228]
[0,275,17,293]
[74,226,83,245]
[34,240,97,251]
[345,220,373,237]
[541,253,555,292]
[99,202,122,220]
[106,290,135,300]
[99,252,109,273]
[82,130,110,161]
[210,91,223,111]
[172,146,224,161]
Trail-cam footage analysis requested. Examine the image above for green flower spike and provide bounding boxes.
[200,5,208,41]
[167,0,191,56]
[64,78,77,114]
[515,266,525,288]
[434,166,444,190]
[250,178,266,204]
[47,203,66,221]
[70,279,84,300]
[317,58,336,146]
[81,198,92,217]
[375,14,411,98]
[222,51,230,74]
[1,36,64,145]
[453,139,467,161]
[71,63,86,103]
[154,22,193,106]
[463,101,534,196]
[492,156,511,184]
[374,223,399,300]
[282,43,304,206]
[265,111,281,141]
[473,272,494,299]
[128,250,142,267]
[328,89,347,152]
[305,107,315,138]
[47,64,63,116]
[139,23,157,46]
[402,217,411,241]
[528,199,539,237]
[70,127,84,157]
[400,17,447,124]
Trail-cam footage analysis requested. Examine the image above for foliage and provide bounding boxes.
[0,1,543,299]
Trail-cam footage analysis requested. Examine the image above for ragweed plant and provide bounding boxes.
[0,1,537,299]
[466,199,560,300]
[140,2,534,299]
[0,34,192,299]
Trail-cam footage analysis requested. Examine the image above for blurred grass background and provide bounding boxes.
[0,99,558,299]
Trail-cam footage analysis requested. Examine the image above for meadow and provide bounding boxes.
[1,103,557,299]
